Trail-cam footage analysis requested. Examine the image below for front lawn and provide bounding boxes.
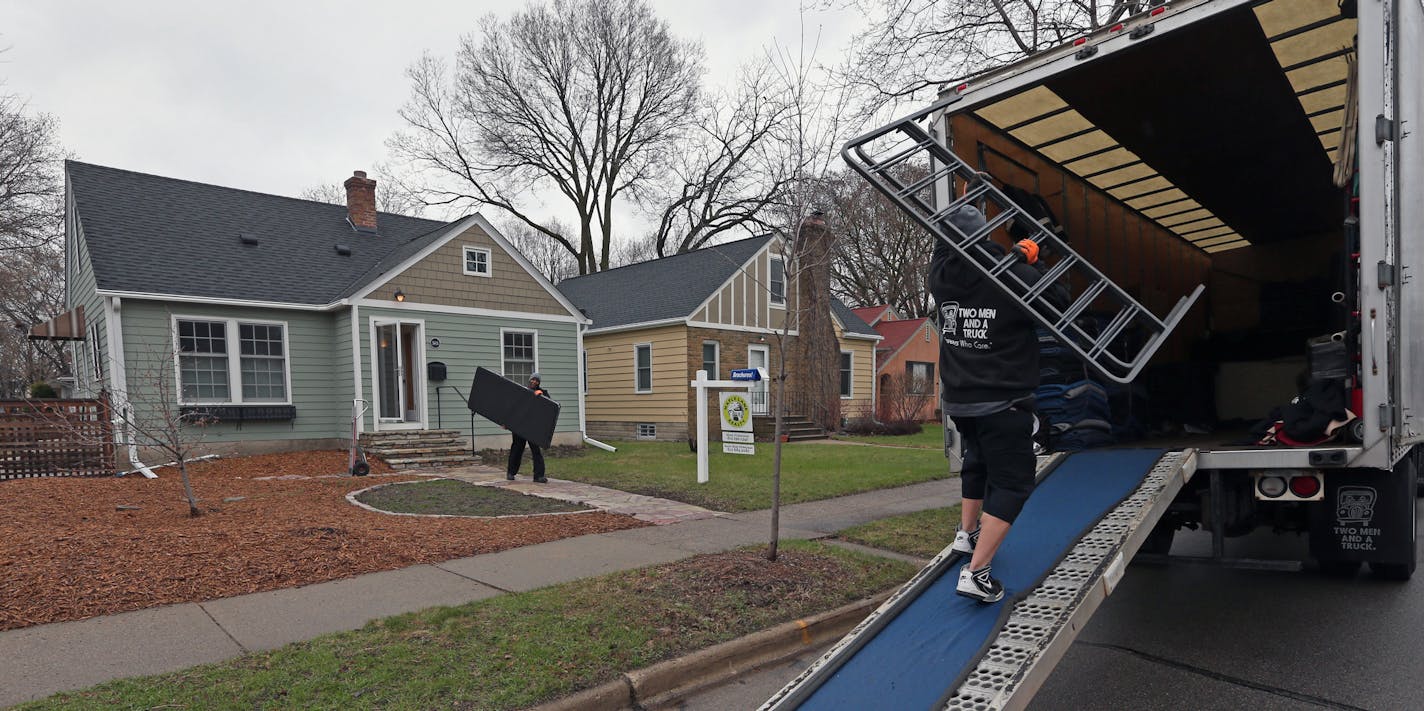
[356,478,593,516]
[838,505,961,559]
[22,541,914,711]
[550,440,950,512]
[834,424,945,449]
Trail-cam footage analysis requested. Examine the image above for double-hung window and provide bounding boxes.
[502,330,537,383]
[770,257,786,306]
[701,341,719,379]
[839,351,853,398]
[176,318,289,404]
[635,344,652,393]
[906,361,934,395]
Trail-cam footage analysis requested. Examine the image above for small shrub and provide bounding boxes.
[28,381,57,399]
[843,418,923,437]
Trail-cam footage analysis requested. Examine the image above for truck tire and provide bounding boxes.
[1140,523,1175,556]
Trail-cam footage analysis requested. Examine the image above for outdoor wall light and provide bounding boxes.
[394,289,406,302]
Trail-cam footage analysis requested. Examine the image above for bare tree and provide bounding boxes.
[609,232,661,269]
[298,165,426,216]
[821,166,936,318]
[826,0,1145,121]
[503,219,579,283]
[31,342,209,516]
[877,371,935,425]
[0,90,68,395]
[0,92,64,252]
[388,0,703,275]
[755,26,856,561]
[646,57,798,257]
[0,247,69,396]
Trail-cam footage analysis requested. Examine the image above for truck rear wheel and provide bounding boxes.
[1318,560,1362,577]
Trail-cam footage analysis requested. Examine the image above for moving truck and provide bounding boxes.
[856,0,1421,578]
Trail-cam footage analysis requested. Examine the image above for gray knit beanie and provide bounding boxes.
[947,205,987,236]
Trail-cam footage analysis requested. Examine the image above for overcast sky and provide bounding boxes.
[2,0,858,237]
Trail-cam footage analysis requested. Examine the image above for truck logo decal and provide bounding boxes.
[940,301,959,338]
[1336,486,1377,526]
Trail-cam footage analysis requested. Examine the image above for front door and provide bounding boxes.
[373,320,424,430]
[748,345,769,415]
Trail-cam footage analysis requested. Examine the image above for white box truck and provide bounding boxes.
[848,0,1420,578]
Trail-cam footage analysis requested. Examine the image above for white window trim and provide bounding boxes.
[462,245,493,277]
[499,327,540,381]
[172,314,293,406]
[769,255,786,308]
[840,349,854,399]
[701,340,720,380]
[637,423,657,439]
[633,342,653,394]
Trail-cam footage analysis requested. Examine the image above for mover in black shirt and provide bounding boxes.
[929,204,1066,603]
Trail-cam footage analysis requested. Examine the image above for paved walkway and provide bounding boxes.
[0,476,960,708]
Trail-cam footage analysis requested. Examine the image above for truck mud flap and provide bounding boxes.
[1310,463,1418,566]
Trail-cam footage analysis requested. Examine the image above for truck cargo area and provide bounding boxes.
[940,0,1362,467]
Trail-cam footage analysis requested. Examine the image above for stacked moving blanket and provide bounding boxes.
[1036,328,1116,451]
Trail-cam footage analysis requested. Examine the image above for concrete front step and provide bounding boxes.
[363,445,471,457]
[380,454,482,468]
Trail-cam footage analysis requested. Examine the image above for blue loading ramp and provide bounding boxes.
[762,449,1197,711]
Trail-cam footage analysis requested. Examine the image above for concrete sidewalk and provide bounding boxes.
[0,477,960,708]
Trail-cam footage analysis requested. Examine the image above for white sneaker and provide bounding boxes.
[952,527,979,555]
[956,564,1004,603]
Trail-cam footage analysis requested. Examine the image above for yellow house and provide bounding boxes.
[558,235,880,442]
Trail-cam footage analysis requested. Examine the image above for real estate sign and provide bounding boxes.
[719,391,754,455]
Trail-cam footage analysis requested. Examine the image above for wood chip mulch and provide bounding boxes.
[0,450,649,632]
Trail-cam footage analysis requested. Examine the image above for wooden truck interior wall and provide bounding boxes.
[945,0,1356,431]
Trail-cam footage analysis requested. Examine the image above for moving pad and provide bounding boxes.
[797,449,1166,710]
[467,366,560,449]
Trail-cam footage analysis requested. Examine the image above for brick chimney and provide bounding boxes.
[343,170,378,232]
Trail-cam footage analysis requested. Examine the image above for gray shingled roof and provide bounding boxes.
[557,234,879,338]
[832,298,879,338]
[558,236,773,330]
[67,161,454,305]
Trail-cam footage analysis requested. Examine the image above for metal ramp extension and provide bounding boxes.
[761,450,1199,711]
[840,106,1204,383]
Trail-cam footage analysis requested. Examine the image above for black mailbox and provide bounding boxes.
[427,361,448,383]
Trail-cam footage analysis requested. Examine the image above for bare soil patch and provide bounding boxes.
[0,450,646,631]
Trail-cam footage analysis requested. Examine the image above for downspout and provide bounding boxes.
[106,296,156,479]
[350,303,363,437]
[576,319,616,451]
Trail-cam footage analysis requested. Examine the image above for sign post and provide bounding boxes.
[689,369,758,484]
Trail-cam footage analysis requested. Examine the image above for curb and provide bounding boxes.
[533,590,894,711]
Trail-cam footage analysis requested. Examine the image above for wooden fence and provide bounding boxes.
[0,398,116,479]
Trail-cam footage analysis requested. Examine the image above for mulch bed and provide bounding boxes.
[0,450,648,632]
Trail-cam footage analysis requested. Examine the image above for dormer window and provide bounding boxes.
[770,256,785,306]
[463,246,492,277]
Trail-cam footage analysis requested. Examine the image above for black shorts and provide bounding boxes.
[953,404,1036,524]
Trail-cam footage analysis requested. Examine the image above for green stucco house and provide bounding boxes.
[59,161,589,462]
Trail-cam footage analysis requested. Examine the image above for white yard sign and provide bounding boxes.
[719,391,755,456]
[690,369,761,483]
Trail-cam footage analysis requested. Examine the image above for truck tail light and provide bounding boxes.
[1258,476,1287,498]
[1289,475,1322,498]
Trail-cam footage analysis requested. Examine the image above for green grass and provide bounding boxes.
[833,424,945,449]
[356,479,592,516]
[21,541,914,711]
[548,439,950,512]
[838,505,962,559]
